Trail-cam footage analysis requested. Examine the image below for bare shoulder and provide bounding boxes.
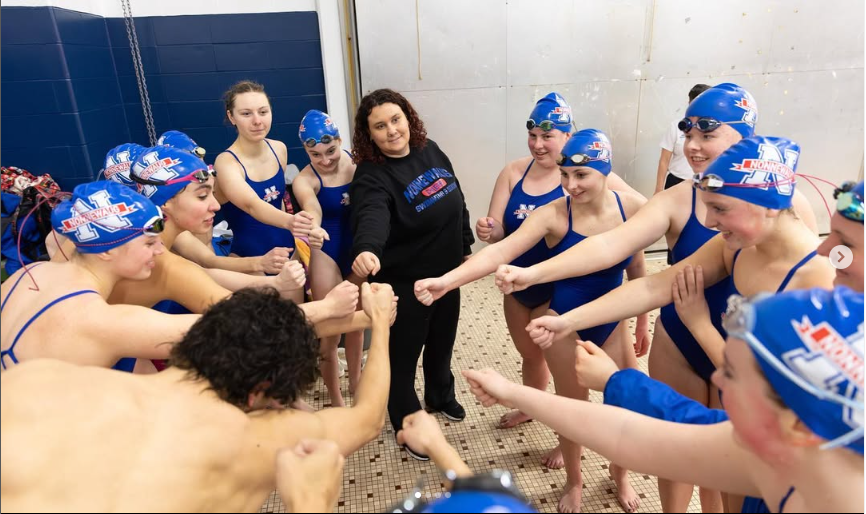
[616,189,649,216]
[294,166,319,190]
[214,151,243,173]
[789,253,836,290]
[502,156,533,182]
[267,138,289,161]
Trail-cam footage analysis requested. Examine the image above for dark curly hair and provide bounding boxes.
[352,88,427,164]
[168,287,319,408]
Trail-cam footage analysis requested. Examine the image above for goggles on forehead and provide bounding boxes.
[132,167,216,187]
[722,298,865,450]
[692,173,795,193]
[526,119,561,132]
[678,117,751,133]
[833,182,864,223]
[556,153,605,167]
[303,134,336,148]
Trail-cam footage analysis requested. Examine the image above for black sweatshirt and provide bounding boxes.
[350,140,475,282]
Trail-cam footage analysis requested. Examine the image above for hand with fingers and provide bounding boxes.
[475,216,497,242]
[672,265,711,332]
[288,211,316,237]
[413,277,449,306]
[633,314,652,358]
[324,281,360,318]
[276,439,345,514]
[275,260,306,297]
[461,368,517,409]
[352,251,381,278]
[575,340,620,392]
[260,247,294,275]
[525,315,572,350]
[361,282,396,325]
[396,410,448,458]
[308,226,331,250]
[494,264,534,295]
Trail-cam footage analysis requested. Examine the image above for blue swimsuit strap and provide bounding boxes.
[223,150,248,178]
[612,191,627,221]
[1,262,47,312]
[1,289,99,369]
[776,250,818,292]
[778,485,795,512]
[263,140,284,174]
[309,164,325,189]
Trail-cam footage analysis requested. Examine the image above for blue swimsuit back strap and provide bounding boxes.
[0,262,47,312]
[1,289,99,369]
[776,250,817,292]
[612,191,626,221]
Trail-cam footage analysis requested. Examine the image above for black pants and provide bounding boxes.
[664,174,686,264]
[383,280,460,431]
[664,173,685,190]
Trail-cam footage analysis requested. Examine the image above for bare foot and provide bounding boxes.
[542,444,565,469]
[497,410,532,429]
[557,479,583,513]
[610,463,640,513]
[291,399,315,412]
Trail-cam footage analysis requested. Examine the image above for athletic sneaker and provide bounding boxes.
[426,398,466,422]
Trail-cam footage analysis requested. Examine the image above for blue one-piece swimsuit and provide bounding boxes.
[548,192,632,346]
[660,187,731,381]
[310,150,353,278]
[0,262,132,372]
[219,140,295,258]
[502,160,565,309]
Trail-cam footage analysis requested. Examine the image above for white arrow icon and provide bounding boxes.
[829,245,854,270]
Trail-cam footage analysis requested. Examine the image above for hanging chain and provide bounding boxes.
[120,0,157,146]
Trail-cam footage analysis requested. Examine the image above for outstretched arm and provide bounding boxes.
[625,248,651,357]
[527,234,730,348]
[501,190,670,292]
[463,368,761,497]
[397,411,472,483]
[414,200,558,306]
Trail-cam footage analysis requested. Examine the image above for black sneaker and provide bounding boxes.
[427,398,466,422]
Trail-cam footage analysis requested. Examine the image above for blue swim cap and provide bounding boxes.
[527,92,574,134]
[52,180,163,254]
[299,110,341,147]
[131,146,212,207]
[101,143,146,187]
[698,136,799,210]
[685,83,758,138]
[157,130,206,158]
[558,128,612,176]
[724,287,864,454]
[421,491,536,513]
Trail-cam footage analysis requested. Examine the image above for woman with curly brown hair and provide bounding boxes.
[349,88,475,461]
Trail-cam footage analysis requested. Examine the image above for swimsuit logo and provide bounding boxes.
[514,204,537,220]
[263,185,280,202]
[341,192,350,206]
[61,190,136,242]
[787,317,864,428]
[590,141,612,162]
[731,143,798,197]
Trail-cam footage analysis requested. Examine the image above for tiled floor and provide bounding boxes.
[262,258,702,513]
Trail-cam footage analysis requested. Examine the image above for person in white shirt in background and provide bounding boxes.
[655,84,711,194]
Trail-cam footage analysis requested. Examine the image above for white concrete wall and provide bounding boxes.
[356,0,865,247]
